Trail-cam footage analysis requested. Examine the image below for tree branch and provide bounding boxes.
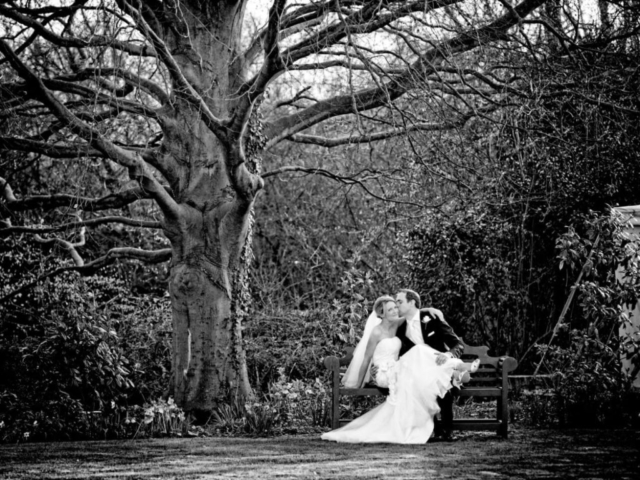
[262,165,378,183]
[57,67,171,107]
[0,136,166,170]
[285,118,470,147]
[0,8,60,67]
[434,67,527,98]
[283,0,448,65]
[0,176,17,203]
[40,78,159,119]
[12,1,89,16]
[231,0,287,137]
[261,165,437,208]
[0,177,168,212]
[1,216,162,235]
[0,37,182,223]
[34,226,87,266]
[240,10,325,78]
[288,58,404,74]
[0,137,105,158]
[0,247,172,304]
[263,0,549,147]
[118,0,229,143]
[238,0,429,102]
[0,4,156,57]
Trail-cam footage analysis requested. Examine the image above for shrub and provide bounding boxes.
[529,212,640,426]
[133,397,189,438]
[531,334,631,427]
[244,309,349,390]
[244,265,372,390]
[401,208,535,359]
[0,238,172,442]
[210,369,330,436]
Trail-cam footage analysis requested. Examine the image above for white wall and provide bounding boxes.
[613,206,640,389]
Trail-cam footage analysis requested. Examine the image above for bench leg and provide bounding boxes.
[498,389,509,438]
[496,397,505,437]
[331,372,340,429]
[331,395,339,429]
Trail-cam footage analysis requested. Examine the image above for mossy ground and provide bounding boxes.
[1,427,638,479]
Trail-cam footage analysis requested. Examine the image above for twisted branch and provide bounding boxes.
[0,247,172,304]
[0,37,181,223]
[0,177,168,212]
[0,4,156,57]
[1,216,162,235]
[34,226,87,266]
[264,0,548,147]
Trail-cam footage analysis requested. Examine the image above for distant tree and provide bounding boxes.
[0,0,551,415]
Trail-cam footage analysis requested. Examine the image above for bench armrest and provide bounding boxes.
[324,356,340,371]
[498,356,518,374]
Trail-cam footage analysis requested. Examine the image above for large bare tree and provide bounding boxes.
[0,0,550,414]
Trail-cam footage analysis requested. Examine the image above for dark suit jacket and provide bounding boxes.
[396,310,464,358]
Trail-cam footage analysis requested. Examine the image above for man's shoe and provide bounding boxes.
[440,429,457,442]
[433,418,443,438]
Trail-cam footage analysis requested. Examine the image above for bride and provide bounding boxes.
[321,295,478,444]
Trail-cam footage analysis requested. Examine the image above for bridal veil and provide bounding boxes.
[342,310,381,388]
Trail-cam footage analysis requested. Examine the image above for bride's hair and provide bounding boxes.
[373,295,395,318]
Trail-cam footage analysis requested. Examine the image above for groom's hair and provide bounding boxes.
[373,295,395,317]
[398,289,421,309]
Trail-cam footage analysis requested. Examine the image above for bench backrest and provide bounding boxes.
[325,339,517,385]
[340,347,355,366]
[460,340,505,387]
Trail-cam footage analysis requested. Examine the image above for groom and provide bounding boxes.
[395,288,464,441]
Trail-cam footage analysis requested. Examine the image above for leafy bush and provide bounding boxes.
[266,370,330,432]
[244,309,348,390]
[0,238,172,442]
[134,398,188,438]
[536,338,629,426]
[402,208,535,359]
[244,265,373,390]
[210,369,330,436]
[218,265,378,436]
[517,388,561,427]
[529,212,640,426]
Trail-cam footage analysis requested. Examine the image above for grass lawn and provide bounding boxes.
[0,426,638,479]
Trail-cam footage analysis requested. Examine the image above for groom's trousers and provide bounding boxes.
[436,390,455,434]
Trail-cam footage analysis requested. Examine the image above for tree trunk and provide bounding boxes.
[544,0,562,52]
[165,190,256,415]
[152,1,258,415]
[159,112,259,411]
[169,257,248,414]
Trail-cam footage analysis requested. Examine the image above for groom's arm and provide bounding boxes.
[423,308,463,359]
[423,307,444,322]
[437,318,464,359]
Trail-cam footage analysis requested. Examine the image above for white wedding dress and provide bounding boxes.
[321,337,460,444]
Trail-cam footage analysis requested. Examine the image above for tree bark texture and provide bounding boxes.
[150,1,259,410]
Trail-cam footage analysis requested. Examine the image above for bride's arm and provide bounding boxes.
[356,330,380,388]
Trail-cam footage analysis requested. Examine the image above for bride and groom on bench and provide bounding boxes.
[321,289,479,444]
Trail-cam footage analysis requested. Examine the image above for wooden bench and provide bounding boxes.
[324,340,518,437]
